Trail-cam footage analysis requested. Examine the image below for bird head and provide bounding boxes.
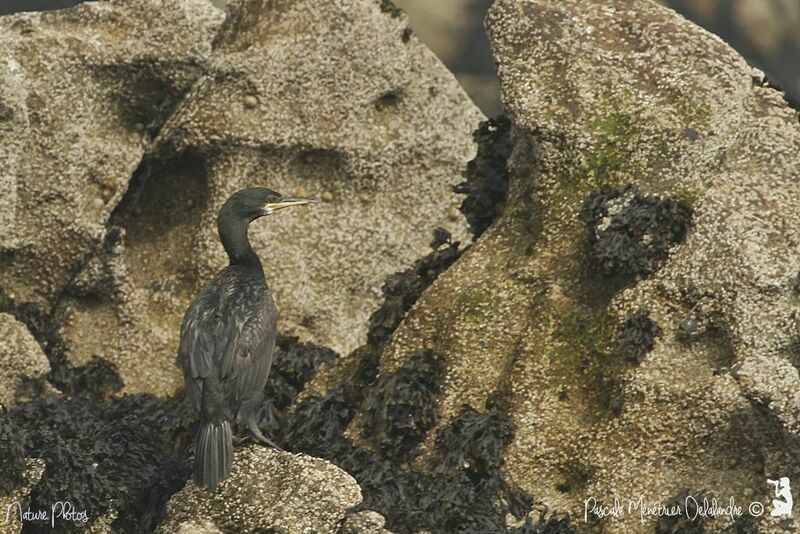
[220,187,316,223]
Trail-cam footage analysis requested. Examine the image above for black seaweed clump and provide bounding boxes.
[367,230,461,347]
[7,393,194,533]
[454,115,513,238]
[57,355,124,400]
[256,335,338,439]
[361,349,444,458]
[269,335,338,410]
[579,185,692,276]
[283,383,361,458]
[353,404,527,532]
[378,0,403,18]
[422,404,531,531]
[616,311,661,363]
[287,383,575,532]
[0,407,27,487]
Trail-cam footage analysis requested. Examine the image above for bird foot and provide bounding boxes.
[251,432,283,451]
[247,419,284,451]
[233,431,282,450]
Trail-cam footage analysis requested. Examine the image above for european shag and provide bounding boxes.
[177,187,314,490]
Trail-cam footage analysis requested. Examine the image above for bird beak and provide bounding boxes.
[264,196,317,212]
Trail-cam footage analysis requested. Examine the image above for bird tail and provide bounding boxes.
[194,419,233,490]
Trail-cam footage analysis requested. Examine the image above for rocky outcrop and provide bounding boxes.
[341,510,393,534]
[153,0,477,357]
[157,447,362,534]
[498,0,800,529]
[5,0,799,532]
[285,0,800,531]
[0,0,479,396]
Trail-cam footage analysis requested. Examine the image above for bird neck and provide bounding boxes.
[218,216,262,268]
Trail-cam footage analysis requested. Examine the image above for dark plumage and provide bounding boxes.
[176,187,314,490]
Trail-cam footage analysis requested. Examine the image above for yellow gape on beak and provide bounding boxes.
[265,196,317,211]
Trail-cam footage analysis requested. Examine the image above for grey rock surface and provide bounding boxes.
[0,0,479,395]
[0,0,223,306]
[487,0,800,529]
[0,313,55,405]
[157,446,362,534]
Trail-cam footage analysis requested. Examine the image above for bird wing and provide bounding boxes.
[177,271,277,416]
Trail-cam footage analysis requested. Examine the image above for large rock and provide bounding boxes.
[329,0,800,531]
[153,0,477,356]
[0,0,479,395]
[157,446,362,534]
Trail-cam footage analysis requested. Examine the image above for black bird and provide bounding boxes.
[177,187,314,490]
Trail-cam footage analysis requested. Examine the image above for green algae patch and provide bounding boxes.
[539,102,644,231]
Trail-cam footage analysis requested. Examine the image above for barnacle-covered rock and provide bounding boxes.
[341,509,393,534]
[485,0,800,529]
[0,0,224,396]
[664,0,800,105]
[157,447,362,534]
[0,0,222,308]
